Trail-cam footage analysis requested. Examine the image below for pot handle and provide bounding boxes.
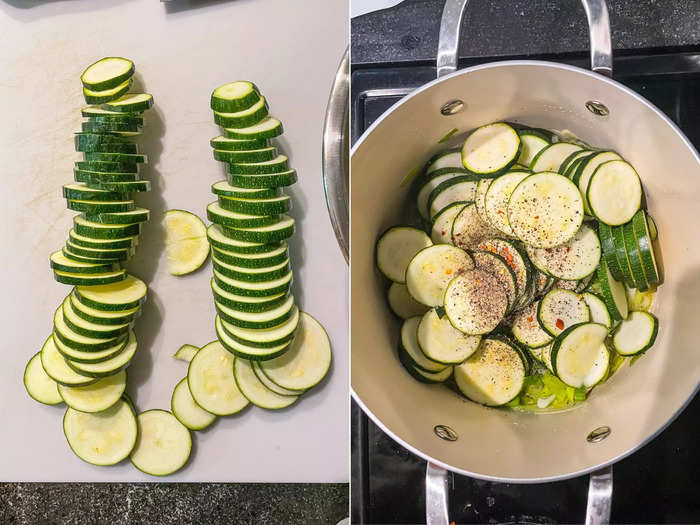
[436,0,613,79]
[424,463,614,525]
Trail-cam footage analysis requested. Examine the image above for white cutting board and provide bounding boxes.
[0,0,348,482]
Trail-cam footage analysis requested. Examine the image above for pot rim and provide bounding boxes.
[350,58,700,483]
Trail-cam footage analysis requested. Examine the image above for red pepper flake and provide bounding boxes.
[534,215,539,219]
[497,210,503,214]
[441,230,446,235]
[527,316,534,323]
[566,246,571,253]
[445,268,452,275]
[556,318,565,330]
[545,248,553,254]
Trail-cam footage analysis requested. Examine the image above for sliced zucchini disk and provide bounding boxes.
[171,378,216,430]
[530,142,583,172]
[252,361,304,396]
[40,335,96,387]
[213,96,269,128]
[405,244,474,307]
[83,78,132,105]
[397,347,452,383]
[474,178,493,222]
[210,81,260,113]
[561,150,592,177]
[81,57,135,91]
[50,250,118,275]
[417,309,481,364]
[511,301,553,349]
[207,223,280,254]
[69,292,141,326]
[451,203,500,251]
[455,336,528,406]
[526,223,600,280]
[387,282,429,319]
[575,151,621,214]
[416,169,467,220]
[581,292,612,328]
[210,135,268,151]
[431,202,465,244]
[613,311,658,356]
[587,160,642,226]
[632,210,661,286]
[471,250,518,313]
[507,172,584,248]
[461,123,520,176]
[53,306,125,351]
[215,294,295,329]
[130,410,192,476]
[24,352,62,405]
[228,156,288,176]
[428,175,479,219]
[476,238,532,310]
[234,358,299,410]
[375,226,432,284]
[164,210,209,276]
[207,201,279,228]
[397,316,446,373]
[597,222,624,281]
[57,370,126,413]
[596,260,629,322]
[54,331,127,364]
[75,274,147,311]
[484,170,530,236]
[63,399,137,466]
[444,269,508,335]
[517,130,549,167]
[622,222,650,291]
[537,288,590,336]
[551,323,610,388]
[223,117,283,140]
[102,93,154,113]
[258,312,331,390]
[221,215,295,244]
[426,148,462,174]
[216,316,292,361]
[62,297,131,339]
[213,268,292,298]
[187,340,249,416]
[66,330,137,378]
[173,344,199,363]
[227,169,297,189]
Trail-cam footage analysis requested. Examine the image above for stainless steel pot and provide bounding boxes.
[350,0,700,496]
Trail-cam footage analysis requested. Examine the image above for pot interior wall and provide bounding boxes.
[351,61,700,481]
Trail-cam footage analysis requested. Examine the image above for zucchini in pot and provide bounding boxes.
[537,288,590,337]
[428,175,479,219]
[417,309,481,364]
[387,282,429,319]
[451,203,501,251]
[405,244,474,307]
[444,269,508,335]
[612,311,658,356]
[430,202,465,244]
[397,316,446,373]
[461,123,521,176]
[530,142,583,172]
[587,160,642,225]
[551,323,609,388]
[516,130,549,167]
[426,148,462,174]
[525,223,600,280]
[375,226,433,283]
[483,170,530,236]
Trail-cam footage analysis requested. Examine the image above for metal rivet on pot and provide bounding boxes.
[587,426,611,443]
[434,424,458,441]
[585,100,610,116]
[441,100,465,116]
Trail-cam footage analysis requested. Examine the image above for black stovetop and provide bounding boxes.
[350,50,700,525]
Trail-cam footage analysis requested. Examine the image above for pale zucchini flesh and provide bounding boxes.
[376,227,433,284]
[24,352,62,405]
[387,282,429,319]
[130,410,191,476]
[164,210,209,276]
[58,370,127,413]
[234,358,299,409]
[444,269,508,335]
[171,378,216,430]
[417,309,481,364]
[405,245,474,307]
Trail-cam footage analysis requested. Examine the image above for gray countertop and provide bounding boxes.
[351,0,700,66]
[0,483,348,524]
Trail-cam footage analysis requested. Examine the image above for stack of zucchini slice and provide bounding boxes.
[164,81,331,436]
[377,121,662,409]
[24,58,190,474]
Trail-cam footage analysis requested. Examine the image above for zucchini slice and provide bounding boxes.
[431,202,465,244]
[41,335,96,387]
[24,352,62,405]
[62,297,131,339]
[451,203,500,251]
[66,330,137,378]
[86,207,150,225]
[484,170,530,236]
[89,180,151,193]
[215,294,295,329]
[551,322,610,388]
[54,333,128,364]
[622,222,650,291]
[255,312,331,391]
[211,180,278,199]
[85,152,147,164]
[376,226,432,283]
[537,288,590,336]
[207,224,279,254]
[234,357,299,410]
[227,169,298,189]
[82,78,132,104]
[213,146,277,164]
[213,268,292,298]
[82,120,141,134]
[102,93,154,113]
[223,117,283,140]
[471,250,518,313]
[218,194,290,216]
[74,169,140,183]
[402,354,454,383]
[474,178,493,222]
[69,292,141,326]
[210,81,260,113]
[426,148,462,174]
[597,222,624,281]
[171,378,216,430]
[405,244,474,307]
[212,242,288,268]
[444,269,508,335]
[68,229,136,250]
[511,301,553,349]
[397,316,446,373]
[206,202,278,228]
[454,336,528,406]
[75,274,147,311]
[221,216,295,244]
[417,308,481,364]
[461,123,520,176]
[63,183,121,202]
[581,292,612,328]
[210,135,268,151]
[50,250,117,275]
[57,370,126,413]
[187,340,249,415]
[227,154,288,175]
[53,306,126,351]
[560,150,590,176]
[63,399,137,466]
[507,172,584,248]
[611,222,635,286]
[216,316,291,360]
[219,307,299,349]
[632,210,660,286]
[597,260,629,321]
[587,160,642,225]
[213,96,269,128]
[476,238,532,310]
[517,130,549,167]
[173,344,199,363]
[428,175,479,219]
[387,282,429,319]
[530,142,583,172]
[575,151,621,214]
[164,210,209,276]
[130,410,191,476]
[526,223,600,280]
[417,169,468,219]
[612,311,658,356]
[211,278,288,312]
[81,57,134,91]
[252,361,304,396]
[66,198,135,215]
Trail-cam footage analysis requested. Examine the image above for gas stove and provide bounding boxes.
[350,50,700,524]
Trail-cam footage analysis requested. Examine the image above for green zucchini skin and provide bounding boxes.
[81,57,135,91]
